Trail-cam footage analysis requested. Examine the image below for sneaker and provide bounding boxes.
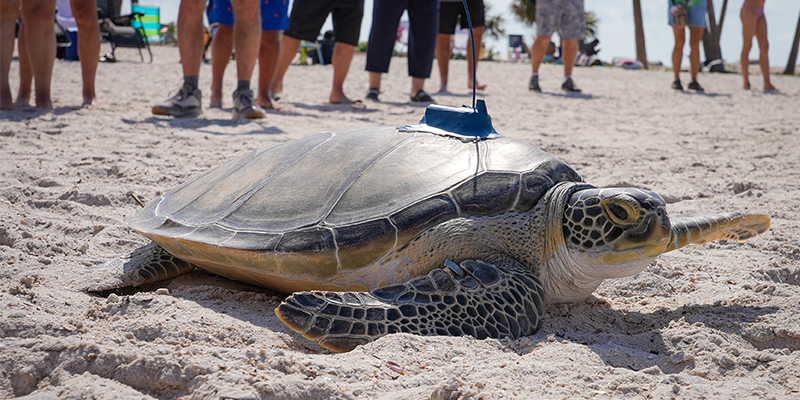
[232,88,265,119]
[529,76,541,92]
[671,79,683,91]
[687,80,704,92]
[365,88,380,101]
[561,77,582,93]
[152,84,202,117]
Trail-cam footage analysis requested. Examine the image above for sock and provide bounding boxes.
[531,72,539,78]
[563,76,572,84]
[237,80,251,91]
[183,76,199,91]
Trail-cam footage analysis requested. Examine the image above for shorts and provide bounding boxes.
[438,0,484,34]
[535,0,585,40]
[209,0,290,31]
[668,0,707,28]
[284,0,364,46]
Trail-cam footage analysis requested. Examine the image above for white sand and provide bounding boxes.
[1,45,799,399]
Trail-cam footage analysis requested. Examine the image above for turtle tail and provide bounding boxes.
[665,212,771,252]
[275,259,545,352]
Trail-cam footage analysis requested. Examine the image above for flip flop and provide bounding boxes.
[330,97,366,109]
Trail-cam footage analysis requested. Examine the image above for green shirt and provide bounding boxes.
[674,0,705,8]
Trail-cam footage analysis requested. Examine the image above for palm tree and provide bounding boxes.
[484,3,507,40]
[786,8,800,75]
[633,0,647,69]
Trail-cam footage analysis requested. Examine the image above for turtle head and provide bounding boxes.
[560,187,771,280]
[562,188,671,279]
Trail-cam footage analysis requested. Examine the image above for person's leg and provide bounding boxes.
[406,0,438,96]
[16,20,31,106]
[257,30,281,108]
[671,25,685,81]
[0,0,20,109]
[230,0,260,84]
[435,34,451,93]
[740,5,757,89]
[178,0,206,81]
[561,39,578,77]
[466,26,486,90]
[688,26,704,82]
[329,42,356,103]
[754,15,775,91]
[71,0,100,105]
[21,0,57,109]
[368,72,382,92]
[365,0,405,84]
[530,35,551,74]
[210,24,233,108]
[270,35,301,97]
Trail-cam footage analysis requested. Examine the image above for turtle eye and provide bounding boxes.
[603,199,637,225]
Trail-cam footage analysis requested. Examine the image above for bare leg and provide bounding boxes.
[368,71,382,93]
[435,33,451,93]
[561,39,578,78]
[210,24,233,108]
[410,77,426,96]
[177,0,205,79]
[530,35,551,74]
[466,26,486,90]
[329,42,356,103]
[0,0,19,109]
[16,21,31,106]
[688,26,704,82]
[754,14,776,91]
[671,25,686,81]
[21,0,57,109]
[230,0,260,85]
[740,5,756,89]
[71,0,100,105]
[257,30,280,109]
[271,35,301,98]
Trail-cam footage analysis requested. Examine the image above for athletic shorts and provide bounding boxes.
[668,0,707,28]
[438,0,484,34]
[535,0,586,40]
[209,0,290,31]
[284,0,364,46]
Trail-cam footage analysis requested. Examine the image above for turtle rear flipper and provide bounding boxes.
[80,242,195,292]
[276,259,545,352]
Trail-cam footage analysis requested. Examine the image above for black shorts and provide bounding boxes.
[438,0,485,34]
[284,0,364,46]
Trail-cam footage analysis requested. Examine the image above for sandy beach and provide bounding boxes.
[1,44,799,399]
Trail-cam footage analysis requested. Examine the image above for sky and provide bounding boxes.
[121,0,799,68]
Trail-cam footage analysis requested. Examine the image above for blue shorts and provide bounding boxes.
[668,0,707,28]
[209,0,290,31]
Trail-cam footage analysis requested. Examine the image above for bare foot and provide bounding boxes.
[209,92,222,109]
[0,93,12,110]
[764,83,778,92]
[468,82,488,90]
[35,99,53,110]
[743,81,750,90]
[258,95,279,110]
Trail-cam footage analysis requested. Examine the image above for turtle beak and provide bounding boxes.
[663,213,771,253]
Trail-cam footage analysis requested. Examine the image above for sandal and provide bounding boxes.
[366,88,380,101]
[410,89,434,103]
[330,96,366,109]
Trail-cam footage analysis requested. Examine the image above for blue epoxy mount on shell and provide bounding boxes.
[398,99,501,141]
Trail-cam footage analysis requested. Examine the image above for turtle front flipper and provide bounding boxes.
[276,259,545,352]
[665,212,771,252]
[80,242,195,292]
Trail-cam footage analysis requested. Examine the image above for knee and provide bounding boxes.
[759,40,769,53]
[230,0,259,19]
[22,1,54,22]
[0,0,20,21]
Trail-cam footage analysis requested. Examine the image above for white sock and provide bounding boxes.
[563,76,572,84]
[531,73,539,78]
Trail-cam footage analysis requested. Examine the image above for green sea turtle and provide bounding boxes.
[85,101,771,352]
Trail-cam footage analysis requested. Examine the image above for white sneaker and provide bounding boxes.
[232,88,265,119]
[152,84,202,117]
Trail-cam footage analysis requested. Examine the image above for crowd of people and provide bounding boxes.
[0,0,780,115]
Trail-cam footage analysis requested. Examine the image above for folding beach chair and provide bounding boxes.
[98,0,153,63]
